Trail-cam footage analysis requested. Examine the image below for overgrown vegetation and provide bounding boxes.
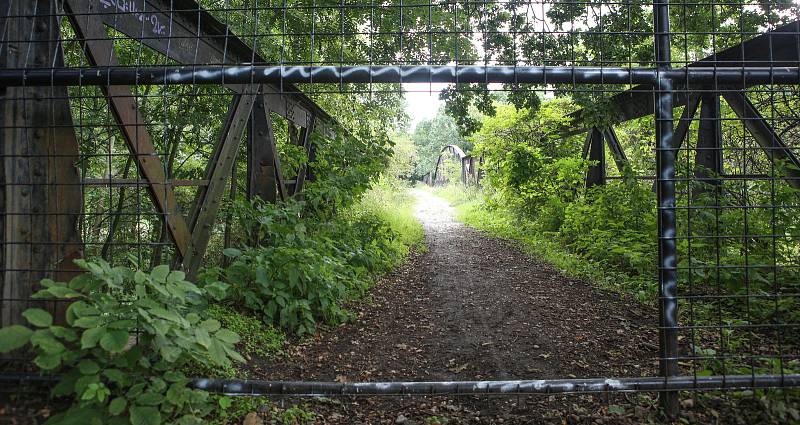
[431,85,800,421]
[0,260,244,424]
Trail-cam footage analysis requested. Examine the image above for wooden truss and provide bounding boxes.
[1,0,347,326]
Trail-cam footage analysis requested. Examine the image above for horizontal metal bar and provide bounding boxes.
[1,66,799,87]
[3,374,799,396]
[83,178,209,187]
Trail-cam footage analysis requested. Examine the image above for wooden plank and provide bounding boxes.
[722,92,800,189]
[292,118,315,196]
[1,0,83,328]
[184,88,257,276]
[247,94,278,204]
[66,9,192,259]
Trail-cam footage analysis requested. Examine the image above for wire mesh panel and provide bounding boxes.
[1,0,800,419]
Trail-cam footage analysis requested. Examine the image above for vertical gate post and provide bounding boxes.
[654,0,679,418]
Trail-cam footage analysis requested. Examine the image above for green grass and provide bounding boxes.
[430,185,650,302]
[207,304,285,359]
[354,179,426,258]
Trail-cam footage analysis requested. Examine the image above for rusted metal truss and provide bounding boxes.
[424,144,481,187]
[1,0,349,315]
[566,20,800,189]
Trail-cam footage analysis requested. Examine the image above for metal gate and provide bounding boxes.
[1,0,799,418]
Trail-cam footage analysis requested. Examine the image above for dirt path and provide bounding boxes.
[257,189,660,424]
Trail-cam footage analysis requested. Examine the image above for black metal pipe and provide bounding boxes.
[3,374,799,396]
[0,66,799,87]
[653,0,679,418]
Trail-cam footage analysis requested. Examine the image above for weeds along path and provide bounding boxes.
[257,189,659,423]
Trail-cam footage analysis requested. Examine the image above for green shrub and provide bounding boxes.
[201,194,415,336]
[0,260,243,425]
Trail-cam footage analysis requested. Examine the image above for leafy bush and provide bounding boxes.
[0,260,243,425]
[560,180,657,279]
[201,194,414,336]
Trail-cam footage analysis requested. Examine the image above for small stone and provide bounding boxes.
[681,398,695,409]
[395,414,408,424]
[243,412,263,425]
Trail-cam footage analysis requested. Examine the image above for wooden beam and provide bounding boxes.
[721,92,800,189]
[601,126,629,173]
[565,21,800,134]
[2,0,84,328]
[695,94,724,184]
[672,94,701,152]
[585,127,606,187]
[64,0,335,136]
[66,8,192,259]
[292,118,316,196]
[247,94,278,204]
[184,88,257,276]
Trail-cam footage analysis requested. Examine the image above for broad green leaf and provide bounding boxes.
[73,316,103,329]
[34,353,62,370]
[80,327,106,349]
[78,360,100,375]
[134,270,148,284]
[150,265,170,283]
[166,270,186,283]
[195,328,211,348]
[160,345,181,363]
[198,319,220,333]
[149,307,181,323]
[41,285,82,299]
[22,308,53,328]
[100,330,129,353]
[136,391,162,406]
[31,330,65,354]
[222,248,242,258]
[207,340,228,366]
[0,325,33,352]
[130,405,162,425]
[214,329,240,344]
[104,368,127,385]
[108,397,127,416]
[49,326,78,342]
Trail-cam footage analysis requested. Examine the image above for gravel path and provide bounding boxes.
[256,189,660,424]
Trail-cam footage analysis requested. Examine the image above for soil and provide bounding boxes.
[252,190,669,424]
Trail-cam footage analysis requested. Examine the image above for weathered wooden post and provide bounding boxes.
[1,0,84,328]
